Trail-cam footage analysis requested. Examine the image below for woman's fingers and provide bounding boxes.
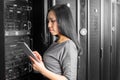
[29,56,36,63]
[33,51,42,61]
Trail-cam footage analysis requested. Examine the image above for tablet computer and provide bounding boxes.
[18,42,39,62]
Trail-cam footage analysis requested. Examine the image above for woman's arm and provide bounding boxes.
[59,42,78,80]
[30,51,68,80]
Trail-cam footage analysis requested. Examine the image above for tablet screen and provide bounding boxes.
[18,42,39,62]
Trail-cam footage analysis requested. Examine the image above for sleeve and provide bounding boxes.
[59,42,78,80]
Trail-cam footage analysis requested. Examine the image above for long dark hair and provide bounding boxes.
[48,4,81,53]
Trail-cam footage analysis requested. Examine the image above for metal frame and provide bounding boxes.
[0,0,5,80]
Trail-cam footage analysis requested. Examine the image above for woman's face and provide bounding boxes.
[48,11,59,36]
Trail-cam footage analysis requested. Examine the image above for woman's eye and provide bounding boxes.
[47,19,56,23]
[51,20,56,23]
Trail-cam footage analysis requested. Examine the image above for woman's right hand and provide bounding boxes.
[29,51,46,72]
[32,51,42,61]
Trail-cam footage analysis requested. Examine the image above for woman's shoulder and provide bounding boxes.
[59,39,77,51]
[64,40,76,48]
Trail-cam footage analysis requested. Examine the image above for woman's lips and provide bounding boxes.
[49,29,53,32]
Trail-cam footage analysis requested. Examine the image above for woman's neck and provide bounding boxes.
[56,34,70,43]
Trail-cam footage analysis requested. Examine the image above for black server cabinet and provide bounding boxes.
[111,1,120,80]
[101,0,120,80]
[100,0,120,80]
[0,0,32,80]
[115,2,120,80]
[88,0,101,80]
[101,0,112,80]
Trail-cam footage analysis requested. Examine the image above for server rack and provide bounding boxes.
[0,0,32,80]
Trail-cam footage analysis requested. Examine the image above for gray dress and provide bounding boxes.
[43,40,78,80]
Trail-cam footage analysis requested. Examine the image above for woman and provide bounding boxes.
[30,4,81,80]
